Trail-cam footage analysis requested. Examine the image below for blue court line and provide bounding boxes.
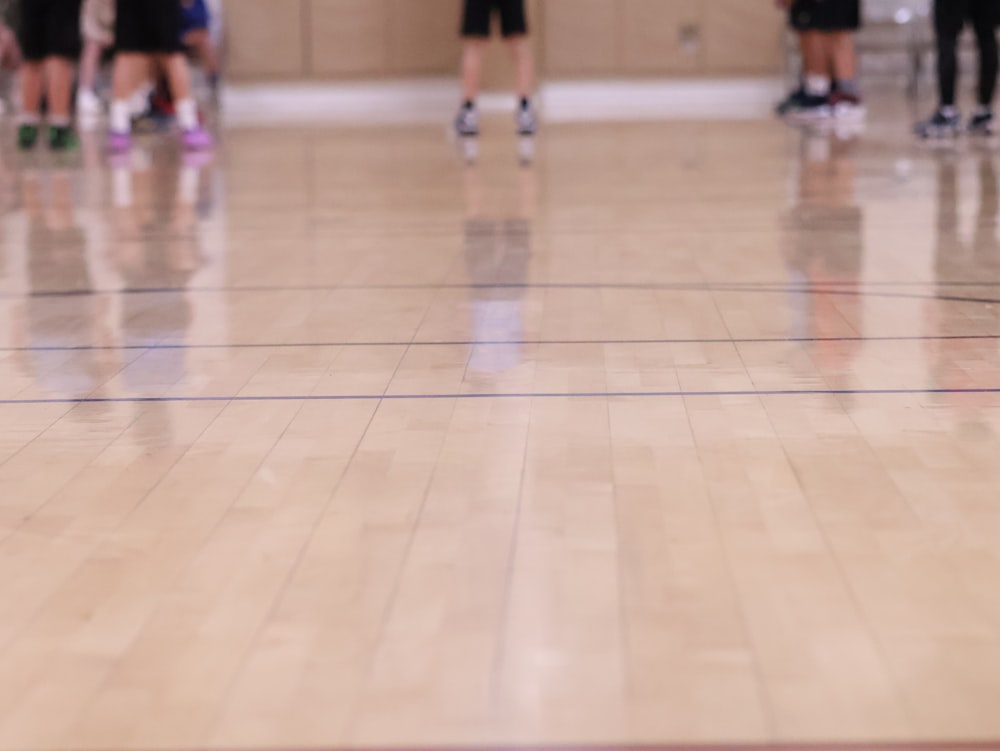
[2,387,999,406]
[2,334,1000,352]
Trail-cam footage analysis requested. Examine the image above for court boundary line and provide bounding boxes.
[2,333,999,352]
[3,387,1000,406]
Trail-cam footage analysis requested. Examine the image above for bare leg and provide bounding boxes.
[44,56,74,120]
[157,52,192,102]
[79,40,104,92]
[461,39,485,102]
[505,35,535,99]
[800,31,826,76]
[112,52,145,100]
[828,32,858,82]
[20,61,43,116]
[183,29,218,78]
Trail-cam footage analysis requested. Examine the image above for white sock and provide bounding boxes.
[110,99,131,134]
[941,105,959,118]
[49,115,70,128]
[176,98,198,131]
[19,112,40,126]
[805,74,831,97]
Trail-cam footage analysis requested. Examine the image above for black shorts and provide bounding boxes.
[116,0,183,54]
[790,0,861,32]
[19,0,83,62]
[461,0,528,38]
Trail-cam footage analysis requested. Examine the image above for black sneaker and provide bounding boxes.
[783,92,833,120]
[969,110,996,137]
[17,123,40,151]
[48,125,79,152]
[776,87,808,116]
[915,109,961,139]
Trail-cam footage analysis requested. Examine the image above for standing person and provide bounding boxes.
[15,0,83,151]
[915,0,999,139]
[776,0,864,120]
[76,0,113,116]
[0,3,21,113]
[454,0,537,138]
[107,0,212,152]
[180,0,218,91]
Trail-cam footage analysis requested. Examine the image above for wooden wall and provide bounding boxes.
[223,0,784,83]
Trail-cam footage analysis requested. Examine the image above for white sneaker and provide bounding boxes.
[455,104,479,137]
[76,88,103,117]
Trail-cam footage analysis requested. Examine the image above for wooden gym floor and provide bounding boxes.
[1,107,1000,751]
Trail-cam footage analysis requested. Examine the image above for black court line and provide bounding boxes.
[3,333,1000,353]
[2,387,1000,406]
[6,281,1000,304]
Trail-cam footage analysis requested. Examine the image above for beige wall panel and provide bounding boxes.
[224,0,306,80]
[310,0,390,77]
[621,0,701,74]
[388,0,463,74]
[702,0,784,74]
[543,0,618,76]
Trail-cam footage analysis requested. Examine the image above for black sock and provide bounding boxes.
[520,97,530,110]
[463,100,475,110]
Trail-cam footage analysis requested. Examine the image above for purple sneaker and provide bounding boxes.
[107,130,132,154]
[181,126,213,151]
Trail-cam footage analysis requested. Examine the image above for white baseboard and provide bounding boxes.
[221,77,785,127]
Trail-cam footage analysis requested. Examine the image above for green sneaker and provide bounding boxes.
[48,125,79,152]
[17,124,40,151]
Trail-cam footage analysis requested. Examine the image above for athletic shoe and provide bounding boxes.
[48,125,79,152]
[830,91,866,120]
[969,110,996,137]
[76,88,103,117]
[17,124,40,150]
[915,109,961,139]
[107,130,132,154]
[775,87,809,116]
[181,126,214,151]
[455,104,479,137]
[516,102,538,136]
[783,93,833,120]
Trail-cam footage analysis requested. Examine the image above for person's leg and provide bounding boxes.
[970,0,999,109]
[801,30,827,77]
[16,0,45,146]
[42,0,82,131]
[78,40,103,93]
[504,35,534,101]
[936,0,966,109]
[459,0,489,105]
[461,39,485,103]
[828,32,858,83]
[182,29,218,79]
[111,53,145,137]
[43,56,74,121]
[20,62,43,117]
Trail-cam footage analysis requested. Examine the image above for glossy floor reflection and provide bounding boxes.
[2,113,1000,750]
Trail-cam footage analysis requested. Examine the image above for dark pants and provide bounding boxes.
[935,0,999,107]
